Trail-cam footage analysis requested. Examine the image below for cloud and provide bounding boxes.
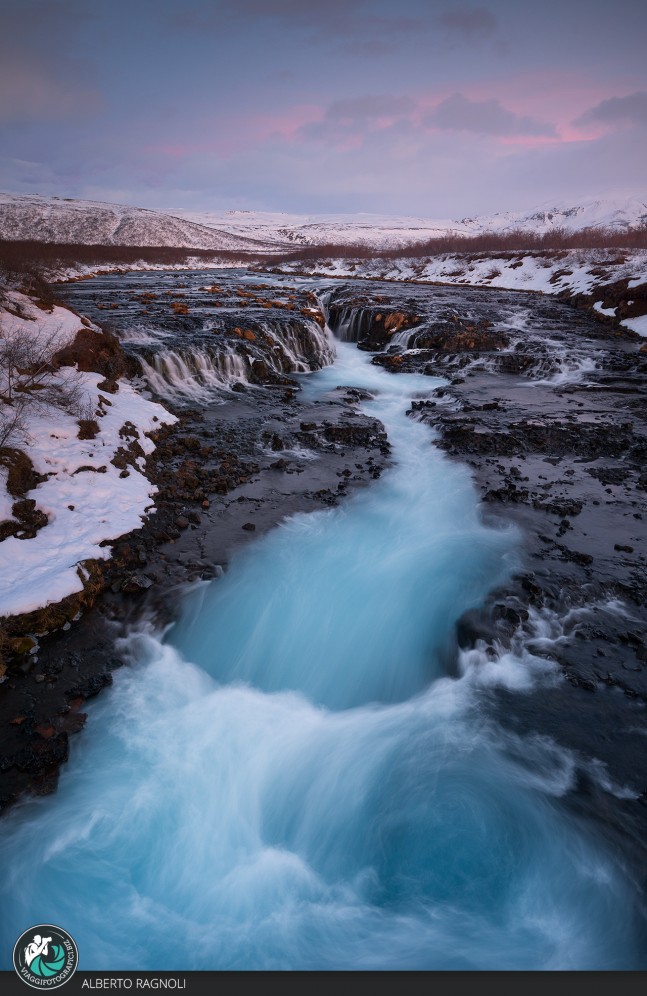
[425,93,556,137]
[326,95,417,121]
[574,92,647,128]
[437,6,498,39]
[297,94,416,146]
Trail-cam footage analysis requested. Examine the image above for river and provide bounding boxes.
[1,272,645,969]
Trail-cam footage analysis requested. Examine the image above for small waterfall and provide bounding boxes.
[139,348,250,401]
[389,325,423,351]
[136,318,334,402]
[530,348,599,386]
[259,317,335,372]
[326,303,377,343]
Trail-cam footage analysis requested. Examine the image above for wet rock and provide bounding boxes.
[121,573,154,593]
[67,673,113,700]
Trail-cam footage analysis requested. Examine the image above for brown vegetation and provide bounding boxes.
[382,225,647,258]
[1,226,646,278]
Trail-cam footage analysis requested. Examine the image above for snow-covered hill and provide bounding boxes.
[0,194,278,253]
[460,195,647,237]
[175,195,647,250]
[1,192,645,254]
[172,210,465,249]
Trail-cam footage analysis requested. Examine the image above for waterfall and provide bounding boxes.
[138,348,250,401]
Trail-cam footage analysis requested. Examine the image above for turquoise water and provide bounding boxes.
[0,342,644,970]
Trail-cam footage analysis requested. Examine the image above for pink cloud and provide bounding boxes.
[144,70,646,164]
[145,104,322,159]
[412,71,645,146]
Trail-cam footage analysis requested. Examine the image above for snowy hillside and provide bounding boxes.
[176,195,647,250]
[0,194,278,253]
[173,210,465,249]
[1,191,645,255]
[460,195,647,237]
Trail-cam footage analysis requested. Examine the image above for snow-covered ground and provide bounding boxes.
[0,289,93,347]
[49,258,243,283]
[623,315,647,336]
[0,290,176,618]
[267,249,647,337]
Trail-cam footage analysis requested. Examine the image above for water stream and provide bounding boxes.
[1,325,645,970]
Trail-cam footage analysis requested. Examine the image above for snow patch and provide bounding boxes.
[621,314,647,337]
[593,302,616,316]
[0,468,12,522]
[0,292,177,618]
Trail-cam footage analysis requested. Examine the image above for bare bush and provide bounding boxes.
[0,402,27,448]
[0,321,91,447]
[379,223,647,258]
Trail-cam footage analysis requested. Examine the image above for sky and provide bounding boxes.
[0,0,646,218]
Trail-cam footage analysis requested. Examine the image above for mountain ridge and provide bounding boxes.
[0,193,279,252]
[1,192,645,252]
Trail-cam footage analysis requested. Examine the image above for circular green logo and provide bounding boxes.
[13,925,78,989]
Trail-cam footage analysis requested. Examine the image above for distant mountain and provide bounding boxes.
[1,192,645,254]
[172,209,468,249]
[0,193,278,252]
[176,195,647,249]
[459,196,647,237]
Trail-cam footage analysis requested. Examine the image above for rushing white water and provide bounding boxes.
[0,341,645,970]
[136,318,334,402]
[139,348,250,402]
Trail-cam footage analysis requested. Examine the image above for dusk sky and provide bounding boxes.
[1,0,646,217]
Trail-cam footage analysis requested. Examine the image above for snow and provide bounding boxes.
[0,290,92,348]
[0,292,177,618]
[593,302,617,316]
[49,258,240,283]
[173,193,647,250]
[1,190,645,255]
[0,193,279,253]
[458,194,647,237]
[0,468,12,522]
[621,315,647,337]
[271,247,647,298]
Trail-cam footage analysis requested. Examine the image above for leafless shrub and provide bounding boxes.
[0,321,91,447]
[0,403,27,448]
[377,224,647,258]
